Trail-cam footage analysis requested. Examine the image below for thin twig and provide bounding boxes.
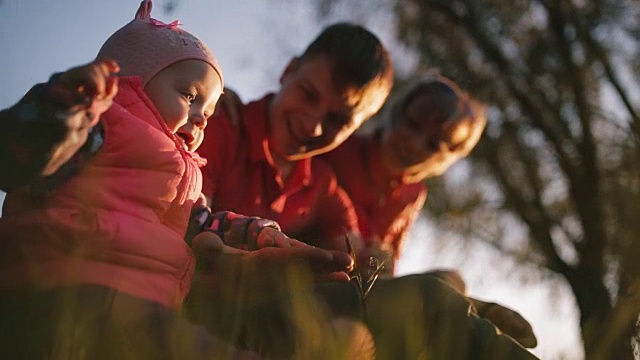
[344,233,392,323]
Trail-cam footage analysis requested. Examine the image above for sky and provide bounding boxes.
[0,1,583,358]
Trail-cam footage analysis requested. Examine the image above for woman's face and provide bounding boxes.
[380,91,473,182]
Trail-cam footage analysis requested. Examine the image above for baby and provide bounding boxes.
[0,2,363,357]
[0,0,223,309]
[0,1,262,358]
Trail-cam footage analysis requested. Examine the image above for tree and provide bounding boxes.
[316,0,640,358]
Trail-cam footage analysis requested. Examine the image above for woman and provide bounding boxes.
[322,74,538,348]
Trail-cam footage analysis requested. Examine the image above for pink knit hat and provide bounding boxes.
[97,0,223,87]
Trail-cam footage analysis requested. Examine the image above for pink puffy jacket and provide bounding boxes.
[0,77,203,309]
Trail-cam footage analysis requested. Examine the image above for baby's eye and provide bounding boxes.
[182,92,196,103]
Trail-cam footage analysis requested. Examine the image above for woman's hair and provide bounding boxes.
[386,73,487,157]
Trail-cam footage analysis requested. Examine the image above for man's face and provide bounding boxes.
[268,55,371,162]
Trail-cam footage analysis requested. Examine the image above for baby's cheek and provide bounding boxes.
[190,131,205,151]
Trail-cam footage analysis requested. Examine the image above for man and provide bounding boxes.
[199,23,393,251]
[194,23,538,360]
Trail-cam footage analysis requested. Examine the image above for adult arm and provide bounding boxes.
[0,60,118,192]
[315,273,539,359]
[306,172,362,253]
[382,186,427,259]
[199,103,239,206]
[422,269,538,348]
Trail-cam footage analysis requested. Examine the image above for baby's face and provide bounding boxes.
[144,59,223,151]
[381,91,473,182]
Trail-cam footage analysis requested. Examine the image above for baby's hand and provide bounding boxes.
[205,211,306,251]
[187,208,313,251]
[52,59,119,126]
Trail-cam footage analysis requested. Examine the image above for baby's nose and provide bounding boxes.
[191,113,207,129]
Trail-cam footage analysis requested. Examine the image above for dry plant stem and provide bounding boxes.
[364,257,391,298]
[344,234,391,325]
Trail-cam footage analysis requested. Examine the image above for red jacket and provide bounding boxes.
[0,77,203,309]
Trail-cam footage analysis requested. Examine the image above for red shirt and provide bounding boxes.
[198,94,359,250]
[321,131,427,260]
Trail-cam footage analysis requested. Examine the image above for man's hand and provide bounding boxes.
[191,231,353,283]
[424,269,538,348]
[470,298,538,348]
[254,226,309,249]
[243,246,354,283]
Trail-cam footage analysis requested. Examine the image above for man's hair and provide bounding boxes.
[301,23,394,112]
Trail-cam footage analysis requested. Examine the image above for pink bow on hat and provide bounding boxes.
[150,18,182,29]
[98,0,223,87]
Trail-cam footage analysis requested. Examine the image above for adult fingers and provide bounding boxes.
[476,300,538,348]
[58,60,108,98]
[326,250,355,273]
[81,60,119,102]
[192,232,250,274]
[255,228,310,249]
[287,247,353,274]
[243,247,354,283]
[316,271,351,283]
